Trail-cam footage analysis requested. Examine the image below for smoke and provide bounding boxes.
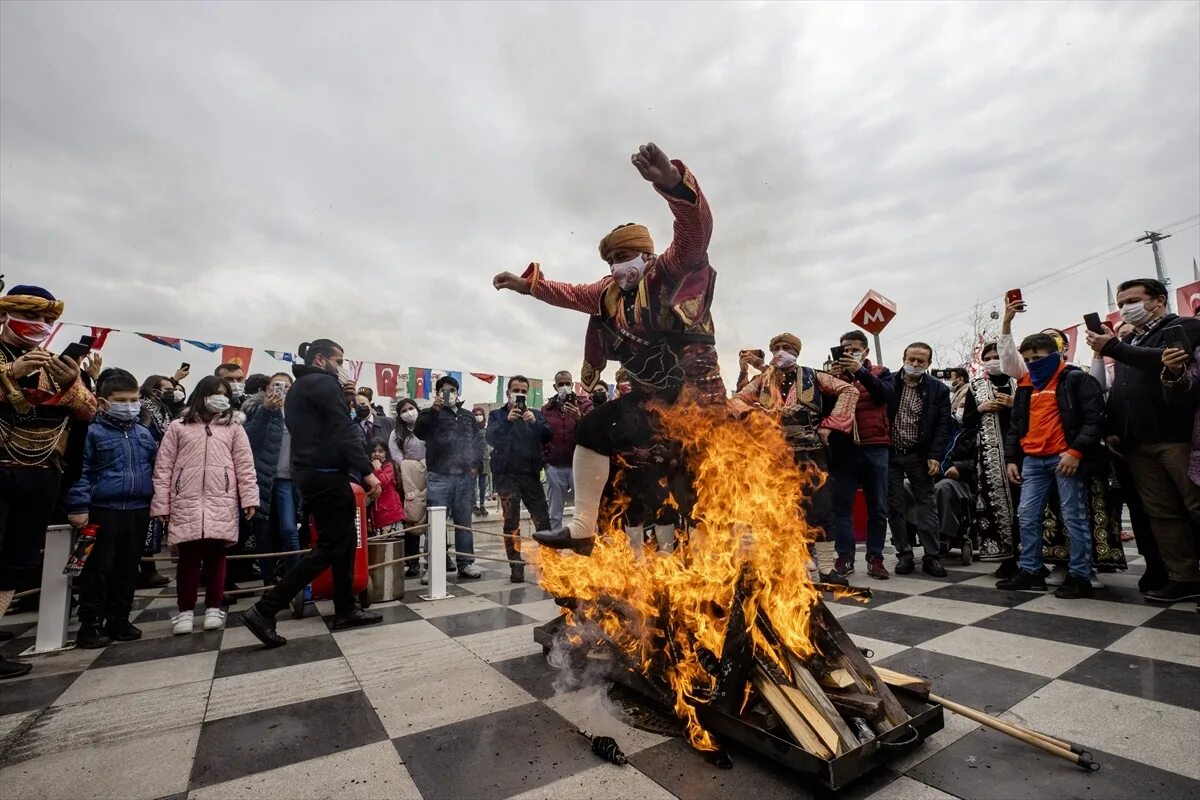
[545,614,615,698]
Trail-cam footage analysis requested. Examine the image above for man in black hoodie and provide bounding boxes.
[242,339,382,648]
[1087,278,1200,603]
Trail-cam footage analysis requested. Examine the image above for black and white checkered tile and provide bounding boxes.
[1,529,1197,800]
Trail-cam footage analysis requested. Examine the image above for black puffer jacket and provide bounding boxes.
[414,405,484,475]
[1006,365,1107,476]
[284,364,372,478]
[1102,314,1200,445]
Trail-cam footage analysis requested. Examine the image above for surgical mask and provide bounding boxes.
[204,395,231,413]
[3,318,51,347]
[983,360,1004,376]
[228,381,246,398]
[400,409,418,425]
[847,351,865,364]
[1118,301,1152,327]
[772,350,798,370]
[902,364,926,377]
[474,415,485,424]
[610,255,646,292]
[556,385,571,399]
[354,405,371,419]
[171,389,186,404]
[336,364,353,384]
[105,401,142,422]
[510,392,527,404]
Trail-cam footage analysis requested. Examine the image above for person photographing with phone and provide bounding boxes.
[489,376,553,582]
[542,370,593,532]
[242,340,383,648]
[243,373,301,588]
[0,284,97,678]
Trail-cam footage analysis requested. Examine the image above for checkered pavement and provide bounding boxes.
[1,525,1197,800]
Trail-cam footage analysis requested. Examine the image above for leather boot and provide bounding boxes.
[505,532,525,583]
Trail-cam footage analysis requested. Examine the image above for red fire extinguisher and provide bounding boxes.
[309,482,370,601]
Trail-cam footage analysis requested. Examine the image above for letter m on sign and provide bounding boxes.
[851,290,898,335]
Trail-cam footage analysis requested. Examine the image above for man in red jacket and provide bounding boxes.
[542,370,593,531]
[828,330,896,580]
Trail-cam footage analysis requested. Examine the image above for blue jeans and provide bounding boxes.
[256,479,300,584]
[427,472,475,568]
[1016,455,1091,579]
[476,473,490,509]
[830,444,889,562]
[545,465,574,530]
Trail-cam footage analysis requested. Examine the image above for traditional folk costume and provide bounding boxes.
[0,285,97,676]
[528,160,725,555]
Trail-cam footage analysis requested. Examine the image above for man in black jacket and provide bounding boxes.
[1087,278,1200,602]
[243,339,382,648]
[999,334,1107,599]
[415,376,485,580]
[886,342,953,577]
[488,376,552,583]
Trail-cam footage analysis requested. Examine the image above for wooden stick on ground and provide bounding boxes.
[753,666,834,760]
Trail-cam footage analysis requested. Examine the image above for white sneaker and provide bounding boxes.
[204,609,227,631]
[1089,576,1105,590]
[1045,566,1068,587]
[420,573,429,586]
[458,563,483,579]
[171,612,194,635]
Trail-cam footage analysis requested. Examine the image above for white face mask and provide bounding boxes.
[443,392,459,406]
[228,381,246,398]
[400,409,418,425]
[106,401,142,422]
[205,395,231,413]
[902,364,926,377]
[336,364,353,384]
[983,360,1004,376]
[772,350,798,370]
[172,389,186,403]
[1118,300,1153,327]
[610,255,646,292]
[847,350,865,364]
[556,385,571,399]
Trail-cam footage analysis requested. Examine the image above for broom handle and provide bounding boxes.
[930,694,1098,771]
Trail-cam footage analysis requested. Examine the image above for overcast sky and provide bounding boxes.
[2,1,1198,400]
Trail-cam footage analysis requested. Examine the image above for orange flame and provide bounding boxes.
[537,389,823,750]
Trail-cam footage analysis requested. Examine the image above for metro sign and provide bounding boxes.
[1176,280,1200,318]
[851,290,898,335]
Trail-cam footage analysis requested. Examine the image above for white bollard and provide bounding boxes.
[420,506,451,601]
[25,525,75,655]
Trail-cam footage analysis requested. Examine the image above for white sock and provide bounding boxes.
[566,447,610,540]
[0,588,13,620]
[815,540,837,572]
[654,523,674,554]
[626,526,644,558]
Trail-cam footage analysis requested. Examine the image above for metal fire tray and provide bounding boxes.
[534,617,944,792]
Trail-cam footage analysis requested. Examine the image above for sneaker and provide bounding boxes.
[105,619,143,642]
[204,609,227,631]
[1089,575,1105,590]
[1138,571,1169,595]
[458,563,483,579]
[0,653,33,680]
[833,558,855,578]
[1055,575,1095,600]
[419,573,429,586]
[922,558,948,578]
[993,559,1018,579]
[996,570,1048,591]
[404,565,420,578]
[76,622,112,650]
[1045,565,1068,587]
[510,564,526,584]
[1145,581,1200,604]
[894,554,915,575]
[171,611,194,635]
[240,605,287,648]
[332,608,383,631]
[867,558,890,580]
[819,570,849,588]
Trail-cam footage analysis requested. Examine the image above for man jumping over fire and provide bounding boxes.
[492,142,724,555]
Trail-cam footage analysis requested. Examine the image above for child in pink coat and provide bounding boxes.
[151,376,258,634]
[368,441,406,535]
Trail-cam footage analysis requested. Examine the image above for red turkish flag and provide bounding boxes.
[1061,325,1080,362]
[221,345,253,372]
[851,290,898,335]
[375,363,400,397]
[1105,310,1122,332]
[1176,280,1200,318]
[89,326,115,350]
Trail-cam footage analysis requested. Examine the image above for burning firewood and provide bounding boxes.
[818,669,857,690]
[752,665,835,760]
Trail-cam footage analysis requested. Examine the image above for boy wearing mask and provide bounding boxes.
[66,372,158,648]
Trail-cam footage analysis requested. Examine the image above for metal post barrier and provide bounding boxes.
[420,506,451,601]
[24,525,74,655]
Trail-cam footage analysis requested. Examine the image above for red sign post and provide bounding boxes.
[851,290,898,363]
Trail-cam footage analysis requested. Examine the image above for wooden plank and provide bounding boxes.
[780,684,845,755]
[753,667,834,760]
[818,669,857,690]
[712,568,755,713]
[815,602,909,731]
[827,691,884,722]
[788,656,860,754]
[874,666,932,699]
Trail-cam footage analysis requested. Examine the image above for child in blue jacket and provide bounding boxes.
[66,371,158,648]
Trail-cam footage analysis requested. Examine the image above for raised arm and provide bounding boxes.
[642,151,711,282]
[815,371,859,434]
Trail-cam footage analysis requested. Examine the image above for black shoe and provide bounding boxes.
[894,554,915,575]
[0,631,15,642]
[105,620,143,642]
[922,559,948,578]
[996,570,1048,591]
[241,605,287,648]
[1138,571,1170,595]
[137,568,170,589]
[532,527,595,556]
[510,564,526,584]
[1055,575,1096,600]
[993,559,1018,579]
[818,570,849,588]
[1145,581,1200,604]
[332,608,383,631]
[75,623,112,650]
[404,565,420,578]
[0,653,32,680]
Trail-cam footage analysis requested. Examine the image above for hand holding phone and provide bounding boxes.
[830,346,846,363]
[1083,313,1104,335]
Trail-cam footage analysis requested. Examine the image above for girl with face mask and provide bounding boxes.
[150,376,260,635]
[389,399,428,577]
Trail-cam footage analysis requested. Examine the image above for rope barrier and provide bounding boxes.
[13,587,40,600]
[447,550,534,567]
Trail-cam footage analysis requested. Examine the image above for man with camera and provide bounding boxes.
[414,376,485,580]
[542,370,593,532]
[488,376,553,582]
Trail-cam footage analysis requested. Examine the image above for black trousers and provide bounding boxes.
[258,471,357,616]
[0,466,63,591]
[495,472,550,535]
[78,507,149,624]
[795,447,833,541]
[888,451,941,559]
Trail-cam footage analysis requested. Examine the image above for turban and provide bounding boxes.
[0,285,64,322]
[769,333,802,354]
[598,224,655,262]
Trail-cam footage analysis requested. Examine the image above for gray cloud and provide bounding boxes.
[2,1,1197,395]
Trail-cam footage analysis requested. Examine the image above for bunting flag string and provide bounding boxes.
[185,339,222,353]
[346,360,364,383]
[137,333,182,350]
[375,363,400,398]
[265,350,294,363]
[220,345,254,371]
[90,327,115,350]
[470,372,497,384]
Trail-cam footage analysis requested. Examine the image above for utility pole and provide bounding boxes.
[1136,230,1173,311]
